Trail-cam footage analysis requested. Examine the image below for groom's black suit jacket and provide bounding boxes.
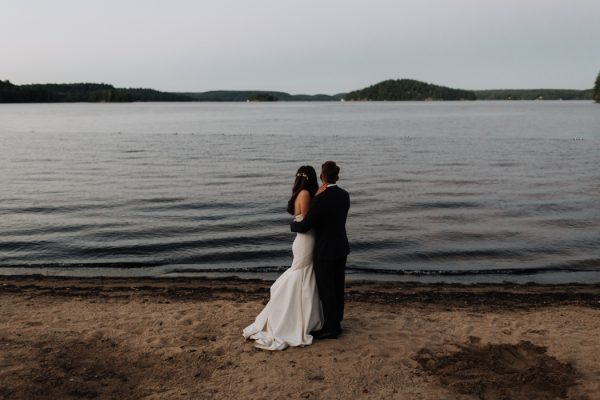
[290,185,350,261]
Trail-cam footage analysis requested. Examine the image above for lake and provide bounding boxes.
[1,101,599,283]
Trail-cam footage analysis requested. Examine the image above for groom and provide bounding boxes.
[291,161,350,339]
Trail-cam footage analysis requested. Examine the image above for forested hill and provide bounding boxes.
[0,81,192,103]
[344,79,477,101]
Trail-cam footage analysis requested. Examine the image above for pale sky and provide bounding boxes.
[1,0,599,93]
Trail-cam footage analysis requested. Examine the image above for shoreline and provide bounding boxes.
[3,266,600,285]
[2,274,600,310]
[2,276,599,399]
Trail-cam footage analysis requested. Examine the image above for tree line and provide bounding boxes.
[0,81,192,103]
[474,89,593,100]
[2,75,598,103]
[594,71,600,103]
[182,90,345,102]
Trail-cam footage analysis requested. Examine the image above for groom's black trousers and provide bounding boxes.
[314,256,346,332]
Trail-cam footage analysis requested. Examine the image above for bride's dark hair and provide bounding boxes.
[287,165,318,215]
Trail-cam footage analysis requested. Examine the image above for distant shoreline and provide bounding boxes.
[0,98,592,104]
[1,78,593,103]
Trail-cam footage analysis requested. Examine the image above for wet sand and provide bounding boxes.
[1,276,599,399]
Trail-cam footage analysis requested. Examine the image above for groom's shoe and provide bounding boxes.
[310,329,324,339]
[316,329,340,340]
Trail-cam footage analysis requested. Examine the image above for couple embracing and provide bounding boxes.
[243,161,350,350]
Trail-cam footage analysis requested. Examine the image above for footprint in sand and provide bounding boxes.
[300,390,319,399]
[429,333,442,343]
[145,336,169,346]
[172,312,185,321]
[526,329,548,335]
[212,347,225,356]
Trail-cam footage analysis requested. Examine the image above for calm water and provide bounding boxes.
[1,101,599,283]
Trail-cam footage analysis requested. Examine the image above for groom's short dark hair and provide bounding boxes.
[321,161,340,183]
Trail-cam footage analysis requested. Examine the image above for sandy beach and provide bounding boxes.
[1,276,599,399]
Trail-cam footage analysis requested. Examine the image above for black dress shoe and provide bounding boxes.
[317,330,340,339]
[309,329,323,339]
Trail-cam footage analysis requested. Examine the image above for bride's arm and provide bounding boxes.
[291,194,323,233]
[294,190,311,219]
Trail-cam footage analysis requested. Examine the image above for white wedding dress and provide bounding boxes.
[242,215,323,350]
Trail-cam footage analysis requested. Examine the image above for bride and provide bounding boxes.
[242,165,323,350]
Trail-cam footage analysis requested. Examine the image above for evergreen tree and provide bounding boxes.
[594,71,600,103]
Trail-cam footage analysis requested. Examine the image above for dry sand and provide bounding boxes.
[1,276,599,399]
